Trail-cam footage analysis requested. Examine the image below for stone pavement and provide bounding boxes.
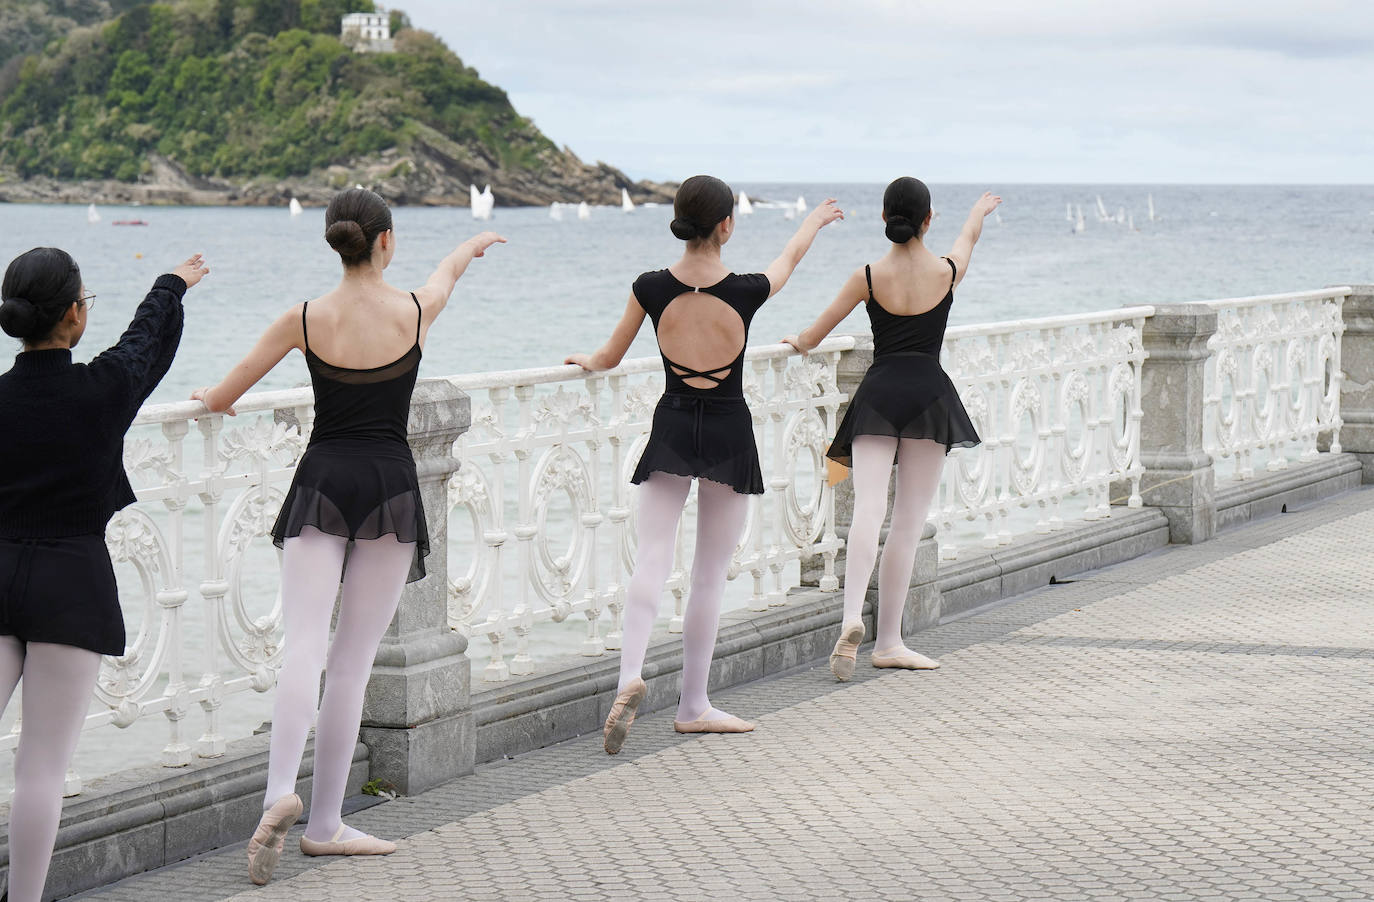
[76,489,1374,902]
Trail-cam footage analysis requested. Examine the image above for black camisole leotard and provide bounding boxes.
[630,269,772,495]
[270,294,430,581]
[826,258,981,466]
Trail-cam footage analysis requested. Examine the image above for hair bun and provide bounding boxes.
[885,215,918,244]
[325,220,369,258]
[0,296,38,339]
[669,217,704,241]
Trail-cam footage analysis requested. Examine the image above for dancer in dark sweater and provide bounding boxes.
[0,248,208,902]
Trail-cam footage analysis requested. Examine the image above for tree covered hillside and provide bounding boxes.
[0,0,557,183]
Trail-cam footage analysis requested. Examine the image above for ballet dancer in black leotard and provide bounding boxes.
[0,248,208,902]
[784,178,1000,680]
[191,189,503,885]
[566,175,843,754]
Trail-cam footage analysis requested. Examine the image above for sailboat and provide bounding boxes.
[289,197,303,217]
[1065,202,1073,223]
[621,188,634,212]
[795,195,807,213]
[783,206,796,220]
[87,203,100,224]
[1116,206,1125,224]
[577,201,591,221]
[1074,205,1086,234]
[549,202,563,221]
[1147,194,1157,222]
[470,185,494,220]
[1095,195,1110,223]
[1128,213,1137,231]
[738,192,753,215]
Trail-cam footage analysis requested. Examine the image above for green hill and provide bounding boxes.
[0,0,670,205]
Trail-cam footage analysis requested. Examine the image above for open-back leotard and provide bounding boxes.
[270,294,430,581]
[826,258,981,466]
[630,269,771,495]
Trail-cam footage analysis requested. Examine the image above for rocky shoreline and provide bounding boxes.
[0,140,678,208]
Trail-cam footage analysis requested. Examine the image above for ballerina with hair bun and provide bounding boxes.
[567,175,843,753]
[192,187,504,884]
[784,178,1000,680]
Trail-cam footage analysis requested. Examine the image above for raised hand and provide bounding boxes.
[172,253,210,289]
[972,192,1003,218]
[465,232,507,258]
[806,198,844,229]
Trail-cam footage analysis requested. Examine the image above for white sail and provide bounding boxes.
[621,188,634,212]
[1147,194,1157,222]
[1116,206,1125,224]
[738,192,753,215]
[289,197,303,217]
[471,184,494,220]
[1128,213,1136,231]
[1074,205,1085,233]
[87,203,100,224]
[783,206,796,220]
[1065,202,1073,222]
[1095,195,1110,222]
[795,195,807,213]
[549,202,563,221]
[577,201,591,221]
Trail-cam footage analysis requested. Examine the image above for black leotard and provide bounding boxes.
[630,269,771,494]
[270,294,430,581]
[826,259,980,465]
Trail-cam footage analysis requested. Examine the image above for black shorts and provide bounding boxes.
[0,535,125,656]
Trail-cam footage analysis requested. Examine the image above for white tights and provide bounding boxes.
[263,527,412,843]
[0,638,101,902]
[842,436,946,652]
[616,473,748,723]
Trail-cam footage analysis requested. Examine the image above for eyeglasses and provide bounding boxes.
[80,291,96,310]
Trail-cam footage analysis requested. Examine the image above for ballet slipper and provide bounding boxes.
[300,824,396,856]
[247,792,303,885]
[603,676,647,755]
[829,620,865,682]
[871,647,941,670]
[673,713,755,733]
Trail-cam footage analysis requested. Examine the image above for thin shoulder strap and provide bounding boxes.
[864,265,875,302]
[301,301,310,351]
[410,292,421,343]
[942,256,958,289]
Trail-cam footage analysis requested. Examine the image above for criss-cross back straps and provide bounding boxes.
[664,357,732,386]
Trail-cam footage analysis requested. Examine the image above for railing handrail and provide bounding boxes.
[944,305,1156,339]
[1195,286,1352,310]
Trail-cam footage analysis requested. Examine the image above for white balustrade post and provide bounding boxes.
[1136,305,1217,543]
[358,379,473,794]
[1326,286,1371,475]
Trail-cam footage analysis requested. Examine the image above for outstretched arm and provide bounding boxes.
[945,192,1001,288]
[191,304,302,415]
[782,267,868,355]
[414,231,507,330]
[565,294,647,372]
[763,199,844,297]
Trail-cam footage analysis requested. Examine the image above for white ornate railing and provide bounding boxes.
[935,307,1154,559]
[1201,288,1348,479]
[447,337,853,681]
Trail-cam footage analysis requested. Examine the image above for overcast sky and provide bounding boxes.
[398,1,1374,184]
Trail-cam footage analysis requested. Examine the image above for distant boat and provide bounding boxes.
[1147,194,1157,222]
[470,184,494,220]
[1095,195,1110,223]
[1128,213,1137,231]
[549,202,563,221]
[112,220,148,227]
[87,203,100,224]
[577,201,591,221]
[1074,205,1085,234]
[738,192,753,215]
[795,195,807,213]
[1065,202,1073,222]
[621,188,635,212]
[783,206,796,220]
[1116,206,1125,224]
[289,197,303,217]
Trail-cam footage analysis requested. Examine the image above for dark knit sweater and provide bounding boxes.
[0,273,187,538]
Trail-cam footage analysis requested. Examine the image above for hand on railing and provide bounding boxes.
[563,352,599,372]
[189,386,235,416]
[780,335,812,357]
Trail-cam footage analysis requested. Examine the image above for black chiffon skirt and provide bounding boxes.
[632,393,765,495]
[0,535,125,656]
[271,438,430,582]
[827,352,981,466]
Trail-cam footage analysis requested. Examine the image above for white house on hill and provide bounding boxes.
[342,7,394,52]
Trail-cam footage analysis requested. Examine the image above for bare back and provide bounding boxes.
[866,252,958,317]
[300,285,426,369]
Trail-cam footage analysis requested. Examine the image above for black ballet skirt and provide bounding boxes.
[629,270,771,495]
[270,296,430,582]
[0,536,125,656]
[827,260,981,467]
